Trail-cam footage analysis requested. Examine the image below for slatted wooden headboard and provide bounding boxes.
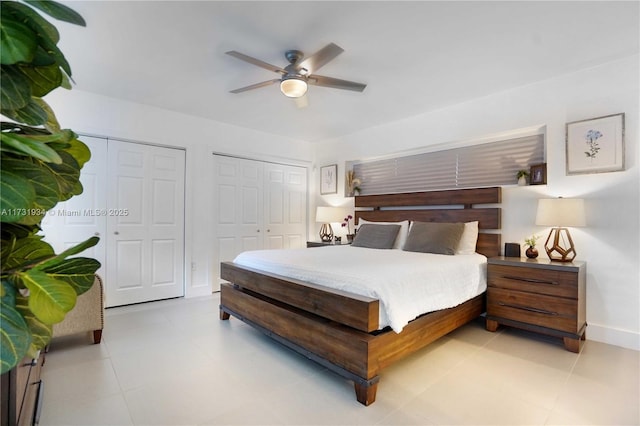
[354,187,502,258]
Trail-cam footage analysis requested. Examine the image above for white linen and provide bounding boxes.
[233,246,487,333]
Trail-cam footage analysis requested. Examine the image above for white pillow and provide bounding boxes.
[455,221,479,255]
[357,219,410,249]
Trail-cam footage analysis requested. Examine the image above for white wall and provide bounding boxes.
[46,89,314,298]
[314,55,639,350]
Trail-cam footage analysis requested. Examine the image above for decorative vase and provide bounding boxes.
[517,176,527,186]
[525,246,538,259]
[346,234,355,243]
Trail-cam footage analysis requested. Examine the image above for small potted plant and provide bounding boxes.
[516,170,529,186]
[342,215,355,242]
[524,234,539,258]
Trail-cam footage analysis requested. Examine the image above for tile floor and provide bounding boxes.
[41,294,639,425]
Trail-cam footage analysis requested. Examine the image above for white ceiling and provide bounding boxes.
[57,1,639,142]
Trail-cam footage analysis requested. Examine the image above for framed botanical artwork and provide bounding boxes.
[320,164,337,195]
[566,113,625,175]
[530,163,547,185]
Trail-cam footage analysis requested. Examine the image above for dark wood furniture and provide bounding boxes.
[1,353,44,426]
[306,241,350,247]
[485,257,586,352]
[220,187,501,405]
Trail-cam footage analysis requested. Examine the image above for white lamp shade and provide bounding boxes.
[280,77,307,98]
[536,198,586,227]
[315,206,345,223]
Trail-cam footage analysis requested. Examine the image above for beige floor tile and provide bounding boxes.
[39,393,133,426]
[38,294,639,426]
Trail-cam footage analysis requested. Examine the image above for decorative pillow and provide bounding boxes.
[351,224,401,249]
[403,222,465,255]
[455,221,479,255]
[357,219,410,249]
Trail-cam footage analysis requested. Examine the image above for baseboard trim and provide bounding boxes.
[587,323,640,351]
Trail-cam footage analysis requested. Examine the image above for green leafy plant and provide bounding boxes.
[1,0,100,374]
[524,234,539,248]
[516,170,529,179]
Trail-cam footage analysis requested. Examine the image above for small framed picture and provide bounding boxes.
[320,164,337,195]
[566,113,625,175]
[530,163,547,185]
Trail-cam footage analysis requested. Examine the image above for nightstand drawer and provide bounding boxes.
[488,264,578,299]
[487,287,578,333]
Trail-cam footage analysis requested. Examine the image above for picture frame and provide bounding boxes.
[566,113,625,175]
[530,163,547,185]
[320,164,338,195]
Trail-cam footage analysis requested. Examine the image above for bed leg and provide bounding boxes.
[485,318,499,332]
[220,308,230,320]
[354,382,378,406]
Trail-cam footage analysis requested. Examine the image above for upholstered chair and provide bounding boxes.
[52,275,105,344]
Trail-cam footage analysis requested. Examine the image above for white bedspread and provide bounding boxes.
[233,246,487,333]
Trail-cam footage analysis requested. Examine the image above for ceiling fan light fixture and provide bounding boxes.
[280,76,308,98]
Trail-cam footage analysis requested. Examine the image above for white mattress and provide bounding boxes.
[233,246,487,333]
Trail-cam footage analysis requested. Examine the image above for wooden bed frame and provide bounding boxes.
[220,187,501,405]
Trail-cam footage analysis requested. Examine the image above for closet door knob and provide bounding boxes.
[114,231,119,235]
[256,229,260,233]
[94,232,101,236]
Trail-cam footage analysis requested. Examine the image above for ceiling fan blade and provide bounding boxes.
[230,79,280,94]
[294,94,308,108]
[308,75,366,92]
[297,43,344,74]
[226,51,286,74]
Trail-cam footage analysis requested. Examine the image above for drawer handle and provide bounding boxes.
[502,275,558,285]
[34,379,44,424]
[498,302,558,316]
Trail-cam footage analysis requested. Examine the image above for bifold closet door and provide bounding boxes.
[263,162,307,249]
[41,136,108,273]
[106,140,185,306]
[212,156,264,292]
[211,156,308,291]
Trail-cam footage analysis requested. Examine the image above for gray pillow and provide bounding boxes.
[351,224,401,249]
[402,222,465,255]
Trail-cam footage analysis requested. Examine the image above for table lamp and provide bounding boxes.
[535,197,586,262]
[315,206,344,242]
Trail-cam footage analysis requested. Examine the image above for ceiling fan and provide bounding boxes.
[226,43,366,104]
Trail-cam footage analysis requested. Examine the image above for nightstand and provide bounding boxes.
[485,257,586,352]
[306,241,350,248]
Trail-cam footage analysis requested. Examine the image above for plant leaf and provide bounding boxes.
[2,157,60,224]
[2,97,48,126]
[33,236,100,271]
[19,62,63,97]
[1,132,63,163]
[36,98,62,132]
[24,0,87,27]
[18,269,77,324]
[42,151,82,200]
[42,257,101,295]
[0,65,31,110]
[0,14,37,64]
[0,169,36,222]
[15,293,52,355]
[2,0,60,45]
[2,231,54,271]
[0,282,32,374]
[62,137,91,168]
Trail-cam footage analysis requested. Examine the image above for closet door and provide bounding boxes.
[106,141,185,306]
[264,163,307,249]
[41,136,108,271]
[212,156,264,291]
[212,155,307,291]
